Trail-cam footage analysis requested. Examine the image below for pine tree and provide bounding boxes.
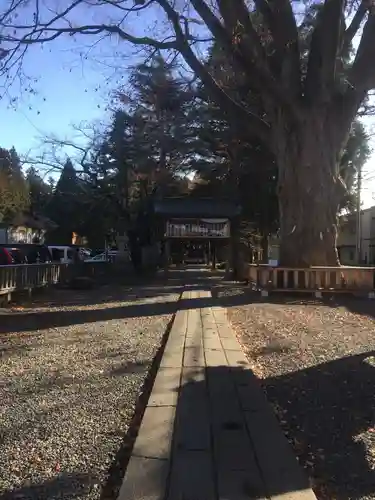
[122,54,196,178]
[0,146,29,222]
[47,159,82,243]
[26,167,52,216]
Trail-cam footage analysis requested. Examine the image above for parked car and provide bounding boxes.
[85,250,127,263]
[48,245,92,263]
[0,247,13,265]
[3,247,28,264]
[0,244,52,264]
[25,244,52,263]
[79,247,92,259]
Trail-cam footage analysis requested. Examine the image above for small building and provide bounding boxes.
[152,197,241,271]
[0,213,56,245]
[337,206,375,265]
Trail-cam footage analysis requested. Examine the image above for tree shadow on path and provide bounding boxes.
[0,287,252,335]
[264,351,375,499]
[0,472,94,500]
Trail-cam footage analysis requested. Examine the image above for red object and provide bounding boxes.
[0,248,13,265]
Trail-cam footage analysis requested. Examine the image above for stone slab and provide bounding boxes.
[205,347,228,367]
[180,366,207,402]
[170,310,188,336]
[217,324,237,338]
[206,368,236,399]
[174,393,211,451]
[187,307,200,324]
[236,380,271,413]
[203,337,223,350]
[230,366,258,386]
[202,328,220,339]
[167,450,216,500]
[225,348,250,368]
[212,424,257,471]
[217,467,268,500]
[181,365,205,384]
[148,367,181,407]
[164,334,185,351]
[159,348,184,369]
[221,336,243,351]
[183,346,205,367]
[132,406,175,459]
[185,335,203,348]
[185,325,203,338]
[244,410,317,500]
[117,456,169,500]
[210,397,244,431]
[201,318,217,328]
[229,368,271,412]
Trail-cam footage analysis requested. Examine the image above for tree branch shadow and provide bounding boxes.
[0,472,94,500]
[264,351,375,498]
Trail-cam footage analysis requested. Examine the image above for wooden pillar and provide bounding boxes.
[230,217,240,279]
[211,241,216,270]
[225,242,232,277]
[164,239,171,273]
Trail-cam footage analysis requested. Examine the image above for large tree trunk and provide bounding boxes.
[275,113,342,267]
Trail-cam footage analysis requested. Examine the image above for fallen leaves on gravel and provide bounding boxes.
[0,285,179,500]
[224,288,375,500]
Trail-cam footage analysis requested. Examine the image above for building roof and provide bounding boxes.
[153,197,241,218]
[0,213,57,230]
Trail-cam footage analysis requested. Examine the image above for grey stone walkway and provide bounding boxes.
[117,289,317,500]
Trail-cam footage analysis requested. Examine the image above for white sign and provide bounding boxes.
[166,219,230,238]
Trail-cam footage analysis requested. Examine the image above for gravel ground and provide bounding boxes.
[0,284,180,500]
[221,286,375,500]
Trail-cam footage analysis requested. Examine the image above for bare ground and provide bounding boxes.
[0,283,181,500]
[221,286,375,500]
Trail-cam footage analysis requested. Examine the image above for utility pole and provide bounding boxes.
[355,165,362,265]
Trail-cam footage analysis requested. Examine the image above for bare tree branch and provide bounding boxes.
[304,0,346,102]
[3,24,177,49]
[157,0,271,142]
[253,0,301,96]
[348,10,375,91]
[2,0,375,165]
[342,0,367,55]
[189,0,299,116]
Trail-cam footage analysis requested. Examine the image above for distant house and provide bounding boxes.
[0,213,57,245]
[337,206,375,265]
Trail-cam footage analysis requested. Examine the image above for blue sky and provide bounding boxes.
[0,36,113,157]
[0,3,374,207]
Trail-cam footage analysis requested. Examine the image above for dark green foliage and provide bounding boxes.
[26,167,52,216]
[46,159,83,243]
[74,55,194,246]
[0,146,29,223]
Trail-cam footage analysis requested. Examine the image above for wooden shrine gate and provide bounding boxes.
[152,198,241,272]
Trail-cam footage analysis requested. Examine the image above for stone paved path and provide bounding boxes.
[117,288,317,500]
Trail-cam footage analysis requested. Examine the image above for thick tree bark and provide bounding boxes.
[275,111,342,267]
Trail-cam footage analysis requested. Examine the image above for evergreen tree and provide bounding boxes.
[74,56,196,246]
[121,55,196,178]
[47,159,82,243]
[26,167,52,216]
[0,146,29,222]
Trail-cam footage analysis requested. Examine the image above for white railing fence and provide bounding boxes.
[248,264,375,296]
[0,262,109,296]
